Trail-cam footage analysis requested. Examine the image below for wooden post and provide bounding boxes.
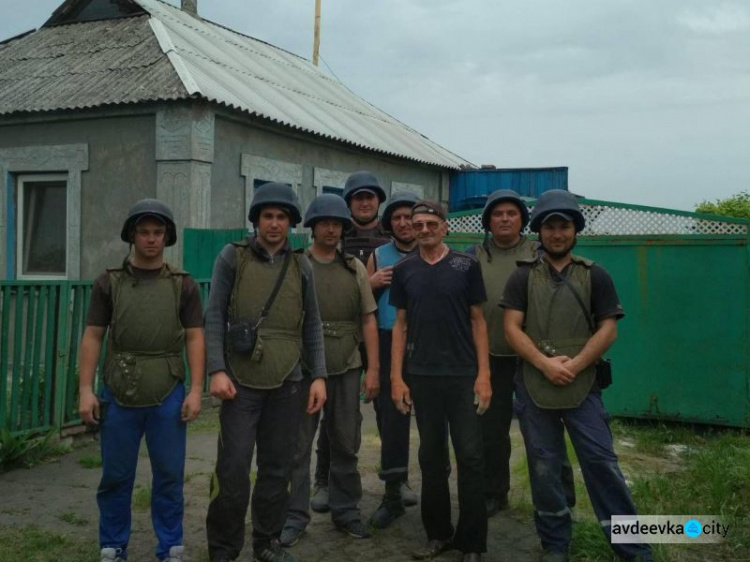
[313,0,321,66]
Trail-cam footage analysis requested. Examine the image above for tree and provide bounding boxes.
[695,191,750,219]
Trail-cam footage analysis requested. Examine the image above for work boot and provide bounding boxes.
[400,481,419,507]
[162,546,185,561]
[310,482,330,513]
[412,538,453,560]
[100,548,125,562]
[369,481,406,529]
[539,549,569,562]
[254,540,298,562]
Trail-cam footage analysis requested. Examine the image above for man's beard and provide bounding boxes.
[352,213,377,226]
[392,232,415,246]
[541,237,576,259]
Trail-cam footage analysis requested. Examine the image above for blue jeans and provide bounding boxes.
[410,375,487,554]
[515,375,652,560]
[98,384,186,560]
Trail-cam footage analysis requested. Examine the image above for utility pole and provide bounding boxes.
[313,0,321,66]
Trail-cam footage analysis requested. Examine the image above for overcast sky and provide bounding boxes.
[3,0,749,210]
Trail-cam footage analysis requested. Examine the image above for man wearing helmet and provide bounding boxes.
[501,190,651,562]
[280,194,379,547]
[78,199,205,562]
[204,183,327,562]
[466,191,576,518]
[365,191,420,529]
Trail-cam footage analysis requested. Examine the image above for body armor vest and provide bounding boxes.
[343,221,390,264]
[308,250,362,375]
[226,241,303,389]
[521,255,596,409]
[104,264,185,407]
[475,237,538,356]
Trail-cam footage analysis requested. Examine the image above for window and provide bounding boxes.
[322,185,344,197]
[16,174,68,279]
[253,179,291,190]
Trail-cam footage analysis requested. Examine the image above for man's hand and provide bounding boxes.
[181,388,203,422]
[209,371,237,400]
[361,367,380,403]
[474,375,492,415]
[79,389,100,425]
[369,265,394,290]
[307,378,327,414]
[542,356,575,386]
[391,377,412,415]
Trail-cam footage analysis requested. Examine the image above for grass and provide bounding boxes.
[77,453,102,469]
[132,485,151,511]
[187,406,221,434]
[0,526,95,561]
[0,428,71,472]
[57,512,88,527]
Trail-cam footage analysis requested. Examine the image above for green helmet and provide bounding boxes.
[303,193,352,229]
[343,171,386,204]
[120,199,177,246]
[381,191,420,232]
[529,190,585,233]
[248,182,302,226]
[481,189,530,231]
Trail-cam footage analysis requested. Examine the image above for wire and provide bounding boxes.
[319,53,343,83]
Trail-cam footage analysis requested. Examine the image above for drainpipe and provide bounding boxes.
[181,0,198,16]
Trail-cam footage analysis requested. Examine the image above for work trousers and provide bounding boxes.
[206,379,304,561]
[97,384,186,561]
[286,369,363,529]
[515,374,652,560]
[410,375,487,554]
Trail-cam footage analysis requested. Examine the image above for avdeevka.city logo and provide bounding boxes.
[611,516,729,544]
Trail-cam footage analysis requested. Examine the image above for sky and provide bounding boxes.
[2,0,749,211]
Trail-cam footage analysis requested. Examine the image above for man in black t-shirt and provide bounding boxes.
[390,201,491,562]
[501,190,651,562]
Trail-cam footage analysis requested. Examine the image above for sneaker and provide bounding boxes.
[279,525,304,547]
[310,484,330,513]
[412,538,453,560]
[369,499,405,529]
[254,540,298,562]
[336,519,371,539]
[100,548,125,562]
[163,545,185,561]
[400,481,419,507]
[540,549,569,562]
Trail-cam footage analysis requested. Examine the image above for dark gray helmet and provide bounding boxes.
[120,198,177,246]
[248,182,302,226]
[343,171,386,204]
[529,190,585,233]
[303,193,352,229]
[382,191,421,232]
[481,189,530,231]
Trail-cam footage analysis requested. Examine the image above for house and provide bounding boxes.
[0,0,470,280]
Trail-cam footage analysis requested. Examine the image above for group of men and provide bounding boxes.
[79,170,651,562]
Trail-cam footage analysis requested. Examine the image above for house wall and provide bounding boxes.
[0,114,156,279]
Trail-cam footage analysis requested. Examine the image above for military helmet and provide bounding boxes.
[529,190,585,233]
[343,171,386,204]
[248,182,302,226]
[481,189,530,231]
[303,193,352,229]
[120,198,177,246]
[381,191,421,232]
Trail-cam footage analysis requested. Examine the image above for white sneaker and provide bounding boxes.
[163,545,186,561]
[101,548,125,562]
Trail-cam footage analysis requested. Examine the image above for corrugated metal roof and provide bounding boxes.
[0,15,187,115]
[0,0,470,169]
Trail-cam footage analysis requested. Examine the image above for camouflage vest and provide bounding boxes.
[226,241,303,389]
[522,255,596,408]
[475,237,538,356]
[104,263,185,407]
[308,250,362,375]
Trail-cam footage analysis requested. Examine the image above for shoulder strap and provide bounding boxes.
[551,267,596,334]
[256,250,292,328]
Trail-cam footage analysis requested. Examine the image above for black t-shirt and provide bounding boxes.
[501,261,625,321]
[389,249,487,376]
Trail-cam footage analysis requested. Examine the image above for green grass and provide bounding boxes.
[77,453,102,469]
[58,512,88,527]
[187,407,221,434]
[0,429,71,472]
[0,526,95,561]
[132,485,151,511]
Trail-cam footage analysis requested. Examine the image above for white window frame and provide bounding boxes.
[16,173,69,280]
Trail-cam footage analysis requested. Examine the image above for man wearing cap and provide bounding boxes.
[502,190,651,562]
[280,193,379,547]
[79,199,205,562]
[365,191,420,529]
[466,190,576,518]
[204,183,327,562]
[390,200,491,562]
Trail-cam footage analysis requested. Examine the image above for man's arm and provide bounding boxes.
[564,318,617,375]
[504,309,576,386]
[300,254,327,415]
[470,304,492,414]
[181,327,205,422]
[205,246,238,400]
[366,251,392,293]
[361,312,380,402]
[78,326,106,424]
[390,308,411,415]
